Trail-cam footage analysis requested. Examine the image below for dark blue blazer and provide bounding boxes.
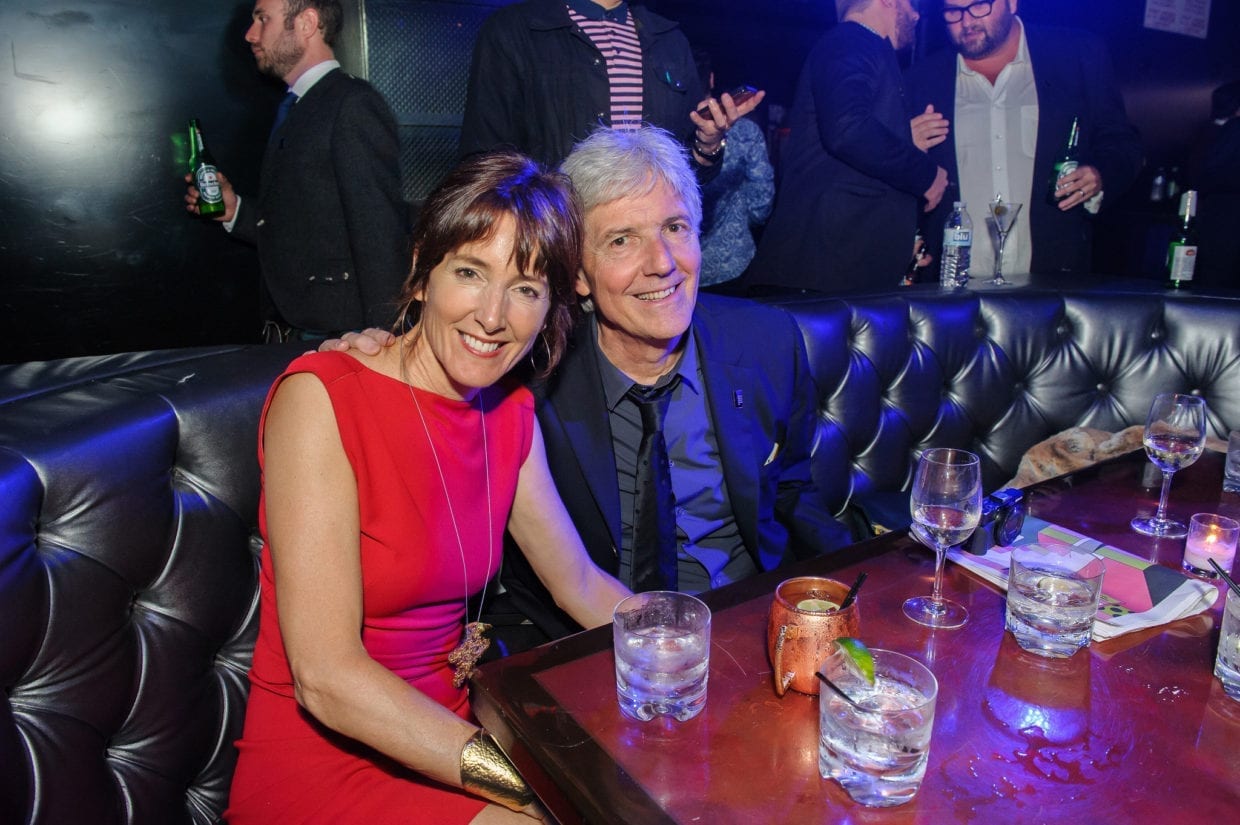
[748,22,939,293]
[497,294,852,642]
[905,25,1143,275]
[233,69,410,332]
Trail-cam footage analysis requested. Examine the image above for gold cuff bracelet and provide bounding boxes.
[459,729,535,812]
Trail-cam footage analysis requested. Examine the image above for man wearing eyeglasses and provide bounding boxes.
[906,0,1142,278]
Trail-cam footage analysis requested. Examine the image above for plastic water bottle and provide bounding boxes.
[940,201,973,287]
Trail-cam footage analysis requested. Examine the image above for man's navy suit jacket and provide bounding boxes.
[905,25,1143,276]
[233,69,410,332]
[497,294,853,644]
[748,22,939,293]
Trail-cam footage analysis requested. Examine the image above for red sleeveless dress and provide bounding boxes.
[226,352,533,823]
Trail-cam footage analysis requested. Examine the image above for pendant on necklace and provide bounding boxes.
[449,621,493,688]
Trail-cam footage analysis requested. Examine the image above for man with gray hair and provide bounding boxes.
[747,0,947,294]
[328,127,852,652]
[495,126,852,648]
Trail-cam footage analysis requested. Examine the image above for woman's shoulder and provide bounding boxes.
[281,350,398,387]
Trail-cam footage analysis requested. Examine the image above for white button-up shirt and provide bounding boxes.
[953,20,1037,278]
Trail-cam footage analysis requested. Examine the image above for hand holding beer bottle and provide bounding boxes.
[184,118,237,222]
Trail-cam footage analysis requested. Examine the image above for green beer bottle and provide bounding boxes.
[1045,117,1080,205]
[1165,190,1198,289]
[188,118,226,218]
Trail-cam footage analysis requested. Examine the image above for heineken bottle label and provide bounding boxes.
[1168,243,1197,281]
[196,165,223,204]
[1055,160,1079,181]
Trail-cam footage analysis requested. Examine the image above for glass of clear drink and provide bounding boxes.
[1215,588,1240,701]
[1224,430,1240,494]
[818,648,938,807]
[1131,392,1207,538]
[1005,544,1106,658]
[613,591,710,722]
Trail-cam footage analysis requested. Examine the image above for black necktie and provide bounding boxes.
[628,379,680,592]
[269,91,297,143]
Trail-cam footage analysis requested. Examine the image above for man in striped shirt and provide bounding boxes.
[459,0,760,175]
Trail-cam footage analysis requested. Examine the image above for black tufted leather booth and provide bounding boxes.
[1,344,301,825]
[776,289,1240,505]
[2,289,1238,823]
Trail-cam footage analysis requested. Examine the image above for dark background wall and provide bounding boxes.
[2,0,1237,363]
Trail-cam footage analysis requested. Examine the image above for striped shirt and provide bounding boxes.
[566,3,644,130]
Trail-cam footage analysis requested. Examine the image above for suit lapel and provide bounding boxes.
[539,320,623,551]
[1027,27,1067,176]
[692,306,763,556]
[933,55,961,187]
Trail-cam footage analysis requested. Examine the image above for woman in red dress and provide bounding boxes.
[227,151,630,823]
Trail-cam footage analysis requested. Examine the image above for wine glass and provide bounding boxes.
[988,195,1023,286]
[1131,393,1207,538]
[903,448,983,629]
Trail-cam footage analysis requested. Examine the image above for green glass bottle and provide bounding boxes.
[1045,117,1080,205]
[188,118,225,218]
[1165,190,1199,289]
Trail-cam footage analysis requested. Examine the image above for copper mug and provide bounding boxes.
[767,576,860,696]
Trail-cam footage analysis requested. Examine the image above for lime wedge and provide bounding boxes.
[834,637,876,686]
[796,597,839,612]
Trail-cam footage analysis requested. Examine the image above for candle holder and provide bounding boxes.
[1183,513,1240,578]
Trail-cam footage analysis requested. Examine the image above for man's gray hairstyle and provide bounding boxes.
[560,126,702,230]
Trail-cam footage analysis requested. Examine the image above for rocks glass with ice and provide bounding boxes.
[1224,430,1240,494]
[1005,544,1106,658]
[613,591,710,722]
[1216,588,1240,700]
[818,648,938,807]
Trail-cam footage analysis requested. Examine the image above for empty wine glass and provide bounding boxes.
[1131,393,1207,538]
[988,195,1023,286]
[903,448,983,629]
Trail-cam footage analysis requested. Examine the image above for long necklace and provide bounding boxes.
[401,343,494,688]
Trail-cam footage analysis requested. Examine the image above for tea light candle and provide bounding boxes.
[1183,513,1240,578]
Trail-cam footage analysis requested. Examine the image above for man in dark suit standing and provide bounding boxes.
[186,0,409,340]
[747,0,947,294]
[905,0,1142,278]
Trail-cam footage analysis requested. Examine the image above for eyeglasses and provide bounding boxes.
[943,1,995,24]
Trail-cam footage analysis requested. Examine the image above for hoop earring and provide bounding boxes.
[530,332,552,369]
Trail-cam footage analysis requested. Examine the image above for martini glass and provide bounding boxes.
[988,196,1023,286]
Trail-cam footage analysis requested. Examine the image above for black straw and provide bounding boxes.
[815,671,867,711]
[839,572,868,611]
[1209,558,1240,599]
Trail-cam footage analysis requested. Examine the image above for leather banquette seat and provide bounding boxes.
[2,288,1237,822]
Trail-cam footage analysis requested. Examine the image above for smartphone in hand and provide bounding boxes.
[696,85,759,118]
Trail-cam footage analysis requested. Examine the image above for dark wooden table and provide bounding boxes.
[472,451,1240,823]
